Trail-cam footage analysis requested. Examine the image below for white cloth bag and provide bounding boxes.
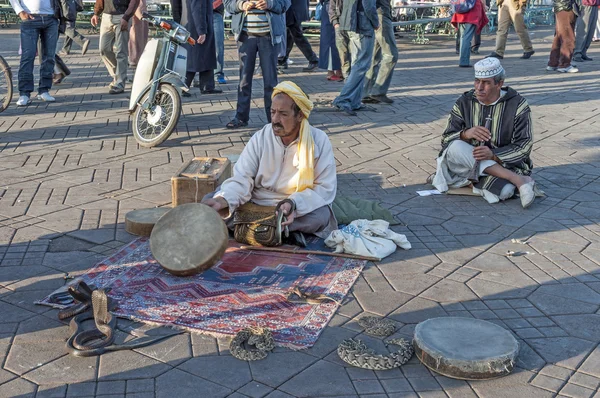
[324,219,411,260]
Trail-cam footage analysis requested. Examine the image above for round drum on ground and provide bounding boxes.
[413,317,519,380]
[125,208,171,237]
[150,203,229,276]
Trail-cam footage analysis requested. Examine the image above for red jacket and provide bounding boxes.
[451,0,489,34]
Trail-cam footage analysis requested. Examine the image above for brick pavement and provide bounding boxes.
[1,25,600,398]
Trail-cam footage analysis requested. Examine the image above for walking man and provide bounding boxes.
[330,0,379,116]
[213,0,227,84]
[573,0,599,62]
[224,0,290,128]
[488,0,535,59]
[279,0,319,71]
[91,0,140,94]
[362,0,398,104]
[10,0,60,106]
[59,0,90,55]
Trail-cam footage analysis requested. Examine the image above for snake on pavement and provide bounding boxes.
[230,327,276,361]
[358,316,396,337]
[337,338,414,370]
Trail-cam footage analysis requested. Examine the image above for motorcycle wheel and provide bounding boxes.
[132,83,181,148]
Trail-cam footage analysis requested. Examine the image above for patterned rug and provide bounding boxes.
[38,237,366,349]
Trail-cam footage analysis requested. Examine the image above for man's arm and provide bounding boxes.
[264,0,290,15]
[122,0,140,21]
[441,101,467,148]
[9,0,25,15]
[492,98,533,168]
[211,131,262,216]
[190,0,208,35]
[288,134,337,217]
[224,0,243,14]
[329,0,341,26]
[170,0,182,23]
[94,0,104,16]
[362,0,379,29]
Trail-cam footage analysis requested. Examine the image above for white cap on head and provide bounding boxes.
[474,58,505,79]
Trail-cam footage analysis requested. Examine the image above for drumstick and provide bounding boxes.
[238,246,380,262]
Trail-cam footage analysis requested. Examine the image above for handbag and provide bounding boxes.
[233,200,294,247]
[451,0,476,13]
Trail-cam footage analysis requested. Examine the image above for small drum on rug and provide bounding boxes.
[413,317,519,380]
[150,203,229,276]
[125,208,171,237]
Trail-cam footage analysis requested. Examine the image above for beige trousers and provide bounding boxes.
[129,0,148,66]
[494,1,533,56]
[100,14,130,89]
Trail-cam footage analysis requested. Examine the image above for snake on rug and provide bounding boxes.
[230,327,276,361]
[358,316,396,337]
[286,286,341,305]
[337,338,414,370]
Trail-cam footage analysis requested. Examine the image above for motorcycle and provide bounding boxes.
[129,13,195,147]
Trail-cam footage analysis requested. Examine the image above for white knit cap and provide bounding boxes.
[474,58,505,78]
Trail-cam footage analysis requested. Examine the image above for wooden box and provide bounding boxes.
[171,157,232,207]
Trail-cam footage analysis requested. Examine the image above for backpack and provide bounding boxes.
[451,0,476,13]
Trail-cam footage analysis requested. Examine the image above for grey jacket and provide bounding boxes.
[224,0,291,45]
[329,0,379,36]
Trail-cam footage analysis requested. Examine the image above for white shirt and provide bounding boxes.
[215,124,337,219]
[10,0,54,15]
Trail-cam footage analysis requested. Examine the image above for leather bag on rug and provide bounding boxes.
[233,201,293,247]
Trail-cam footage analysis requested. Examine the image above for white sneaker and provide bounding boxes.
[37,92,56,102]
[557,65,579,73]
[16,95,31,106]
[546,66,557,71]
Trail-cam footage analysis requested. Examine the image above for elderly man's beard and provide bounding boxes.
[272,122,298,138]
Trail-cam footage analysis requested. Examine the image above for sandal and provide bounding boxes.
[226,119,248,129]
[426,173,436,184]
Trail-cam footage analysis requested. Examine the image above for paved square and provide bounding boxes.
[0,24,599,397]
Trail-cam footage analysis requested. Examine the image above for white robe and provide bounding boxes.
[214,124,338,236]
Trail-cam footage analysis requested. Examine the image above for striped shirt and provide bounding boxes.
[243,9,270,35]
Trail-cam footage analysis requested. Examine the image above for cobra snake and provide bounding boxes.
[230,327,276,361]
[337,316,414,370]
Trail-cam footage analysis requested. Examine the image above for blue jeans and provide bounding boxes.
[333,31,374,111]
[459,23,476,66]
[19,15,59,96]
[236,33,278,122]
[213,13,225,78]
[364,10,398,97]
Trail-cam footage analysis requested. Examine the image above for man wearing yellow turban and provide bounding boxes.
[203,81,338,243]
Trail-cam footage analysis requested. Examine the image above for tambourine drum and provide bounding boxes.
[413,317,519,380]
[125,208,171,237]
[150,203,229,276]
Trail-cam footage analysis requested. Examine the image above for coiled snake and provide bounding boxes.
[229,327,276,361]
[337,316,414,370]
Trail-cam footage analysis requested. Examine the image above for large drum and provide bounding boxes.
[150,203,229,276]
[413,317,519,380]
[125,208,171,237]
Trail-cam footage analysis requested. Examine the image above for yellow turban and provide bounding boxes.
[272,81,315,192]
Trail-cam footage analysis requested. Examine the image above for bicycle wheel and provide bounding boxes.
[0,55,13,113]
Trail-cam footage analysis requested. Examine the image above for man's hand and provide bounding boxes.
[473,146,494,161]
[242,1,255,11]
[197,34,206,44]
[334,24,339,29]
[19,11,34,21]
[202,197,229,212]
[255,0,268,10]
[462,126,491,142]
[277,202,296,227]
[91,14,99,27]
[120,18,128,31]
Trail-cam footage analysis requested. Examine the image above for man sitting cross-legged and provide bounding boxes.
[203,81,338,244]
[430,58,537,208]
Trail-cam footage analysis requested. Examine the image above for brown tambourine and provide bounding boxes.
[125,208,171,237]
[149,203,229,276]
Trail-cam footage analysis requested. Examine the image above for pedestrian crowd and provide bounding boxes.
[7,0,600,115]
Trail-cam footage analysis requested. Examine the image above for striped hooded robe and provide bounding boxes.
[439,87,533,196]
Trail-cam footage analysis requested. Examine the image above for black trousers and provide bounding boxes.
[279,17,318,64]
[185,70,215,91]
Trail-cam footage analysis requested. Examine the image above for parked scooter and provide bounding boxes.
[129,13,195,147]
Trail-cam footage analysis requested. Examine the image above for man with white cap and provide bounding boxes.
[203,81,338,243]
[429,58,537,208]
